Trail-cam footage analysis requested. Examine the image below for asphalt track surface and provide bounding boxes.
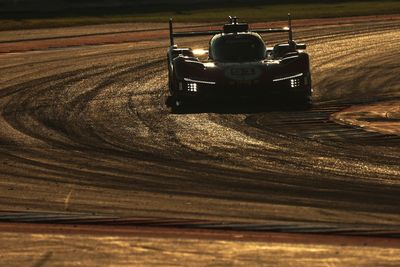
[0,18,400,265]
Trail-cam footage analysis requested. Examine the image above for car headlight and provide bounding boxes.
[290,78,300,88]
[273,73,303,82]
[187,82,198,92]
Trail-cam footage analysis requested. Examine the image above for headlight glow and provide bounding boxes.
[187,82,198,92]
[273,73,303,82]
[290,78,300,88]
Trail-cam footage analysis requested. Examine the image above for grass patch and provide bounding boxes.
[1,1,400,31]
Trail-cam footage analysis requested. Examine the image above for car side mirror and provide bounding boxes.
[296,44,307,50]
[265,47,273,58]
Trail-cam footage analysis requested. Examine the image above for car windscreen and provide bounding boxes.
[211,34,266,62]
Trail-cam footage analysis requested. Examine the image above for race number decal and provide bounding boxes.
[225,67,262,81]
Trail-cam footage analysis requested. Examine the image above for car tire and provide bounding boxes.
[170,95,186,113]
[296,96,312,110]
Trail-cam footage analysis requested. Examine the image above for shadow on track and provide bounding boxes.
[166,96,312,114]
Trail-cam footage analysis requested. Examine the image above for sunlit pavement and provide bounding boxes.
[1,16,400,266]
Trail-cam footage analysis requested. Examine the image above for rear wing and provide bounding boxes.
[169,14,294,46]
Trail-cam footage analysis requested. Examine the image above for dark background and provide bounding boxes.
[0,0,379,18]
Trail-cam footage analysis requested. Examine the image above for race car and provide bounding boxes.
[166,15,312,112]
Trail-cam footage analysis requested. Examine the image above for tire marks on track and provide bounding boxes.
[0,20,399,230]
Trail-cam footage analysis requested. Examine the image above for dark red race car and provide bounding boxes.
[166,15,312,112]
